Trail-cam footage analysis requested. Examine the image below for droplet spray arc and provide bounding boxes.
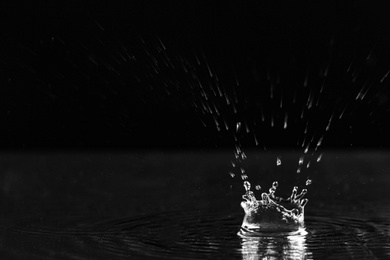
[240,181,308,233]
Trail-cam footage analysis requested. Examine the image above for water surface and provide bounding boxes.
[1,151,389,259]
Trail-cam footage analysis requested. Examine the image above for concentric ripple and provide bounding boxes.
[3,209,390,259]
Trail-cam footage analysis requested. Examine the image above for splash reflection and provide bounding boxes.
[239,227,311,260]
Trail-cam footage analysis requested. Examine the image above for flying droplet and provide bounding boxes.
[235,145,241,156]
[283,113,288,129]
[326,114,334,131]
[306,179,312,186]
[380,69,390,83]
[236,122,242,133]
[304,145,309,154]
[299,156,304,165]
[255,185,261,190]
[317,136,324,147]
[297,167,301,173]
[243,181,251,191]
[245,122,250,133]
[276,157,281,166]
[303,74,308,87]
[317,153,323,162]
[229,172,235,178]
[254,134,259,146]
[223,119,229,130]
[304,122,309,134]
[241,174,248,180]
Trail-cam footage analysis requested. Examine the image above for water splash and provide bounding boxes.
[240,181,308,235]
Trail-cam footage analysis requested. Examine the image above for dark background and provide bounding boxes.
[1,3,390,258]
[1,0,390,150]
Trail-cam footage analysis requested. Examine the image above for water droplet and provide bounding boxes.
[241,152,247,160]
[254,134,259,146]
[306,179,312,186]
[241,174,248,180]
[236,122,242,133]
[245,123,250,133]
[380,69,390,83]
[276,157,281,166]
[304,122,309,134]
[297,167,301,173]
[299,156,304,165]
[229,172,235,178]
[317,136,324,147]
[243,181,251,191]
[304,75,308,87]
[255,185,261,190]
[326,114,334,131]
[317,153,323,162]
[306,161,311,168]
[240,168,245,174]
[272,181,278,189]
[283,113,288,129]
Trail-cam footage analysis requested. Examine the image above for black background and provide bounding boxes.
[1,0,390,150]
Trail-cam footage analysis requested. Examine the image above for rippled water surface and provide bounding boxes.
[4,207,390,259]
[1,152,390,259]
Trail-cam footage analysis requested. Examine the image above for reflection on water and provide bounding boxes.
[239,227,310,260]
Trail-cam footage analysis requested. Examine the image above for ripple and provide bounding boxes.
[5,210,390,259]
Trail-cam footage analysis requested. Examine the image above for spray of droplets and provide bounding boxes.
[111,36,390,201]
